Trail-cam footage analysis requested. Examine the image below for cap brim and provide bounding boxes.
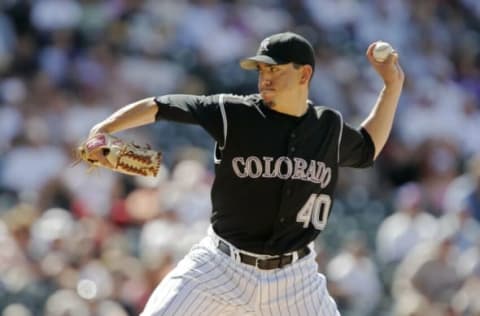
[239,55,282,70]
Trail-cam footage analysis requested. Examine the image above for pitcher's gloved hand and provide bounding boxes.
[76,133,162,177]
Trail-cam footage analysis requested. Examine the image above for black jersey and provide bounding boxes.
[155,93,375,255]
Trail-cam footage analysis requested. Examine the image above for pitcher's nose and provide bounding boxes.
[260,78,272,89]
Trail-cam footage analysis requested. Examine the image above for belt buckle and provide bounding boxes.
[256,257,270,270]
[255,254,289,270]
[278,254,290,268]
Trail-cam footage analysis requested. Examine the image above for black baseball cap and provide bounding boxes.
[240,32,315,71]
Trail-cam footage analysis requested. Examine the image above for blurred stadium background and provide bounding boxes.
[1,0,480,315]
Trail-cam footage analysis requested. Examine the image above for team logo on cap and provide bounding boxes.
[260,38,270,53]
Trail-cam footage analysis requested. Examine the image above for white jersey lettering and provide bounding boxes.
[232,157,248,178]
[275,156,293,179]
[262,156,276,178]
[292,157,308,180]
[316,161,332,188]
[231,155,332,186]
[305,160,317,182]
[246,156,263,178]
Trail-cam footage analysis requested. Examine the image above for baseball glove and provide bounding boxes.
[76,133,162,177]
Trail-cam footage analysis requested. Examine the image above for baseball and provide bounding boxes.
[373,41,393,62]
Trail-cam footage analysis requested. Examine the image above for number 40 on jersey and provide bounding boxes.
[296,193,331,230]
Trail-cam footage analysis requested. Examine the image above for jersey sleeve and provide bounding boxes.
[154,94,224,144]
[338,122,375,168]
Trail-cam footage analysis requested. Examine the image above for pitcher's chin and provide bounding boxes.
[260,91,275,105]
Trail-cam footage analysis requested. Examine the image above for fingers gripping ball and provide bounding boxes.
[77,133,162,177]
[373,41,393,62]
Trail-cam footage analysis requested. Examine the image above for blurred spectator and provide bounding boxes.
[464,155,480,222]
[61,165,119,217]
[452,247,480,314]
[327,234,382,316]
[392,235,465,316]
[29,207,75,259]
[438,199,480,253]
[411,237,463,304]
[416,139,460,215]
[39,30,74,87]
[0,10,16,72]
[2,303,32,316]
[43,289,90,316]
[96,300,129,316]
[122,166,169,223]
[162,158,212,225]
[376,182,437,265]
[1,117,69,203]
[30,0,81,33]
[444,154,480,222]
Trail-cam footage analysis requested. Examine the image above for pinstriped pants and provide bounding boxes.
[140,231,340,316]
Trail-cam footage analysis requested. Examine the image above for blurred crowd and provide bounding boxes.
[1,0,480,315]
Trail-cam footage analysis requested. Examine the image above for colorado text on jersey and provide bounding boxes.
[231,156,332,188]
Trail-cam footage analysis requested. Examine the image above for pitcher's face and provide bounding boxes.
[257,63,303,108]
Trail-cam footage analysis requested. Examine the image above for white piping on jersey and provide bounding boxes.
[214,94,228,165]
[332,110,344,164]
[219,94,227,150]
[213,143,221,164]
[253,103,266,118]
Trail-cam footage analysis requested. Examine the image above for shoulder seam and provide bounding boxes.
[225,93,266,118]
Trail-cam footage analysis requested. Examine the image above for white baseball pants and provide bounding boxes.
[140,229,340,316]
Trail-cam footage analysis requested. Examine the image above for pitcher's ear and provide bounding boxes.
[301,65,313,84]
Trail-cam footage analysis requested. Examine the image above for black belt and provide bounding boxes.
[217,240,310,270]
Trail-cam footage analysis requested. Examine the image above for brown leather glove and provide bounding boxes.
[76,133,162,177]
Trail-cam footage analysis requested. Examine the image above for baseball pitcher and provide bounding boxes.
[82,32,404,315]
